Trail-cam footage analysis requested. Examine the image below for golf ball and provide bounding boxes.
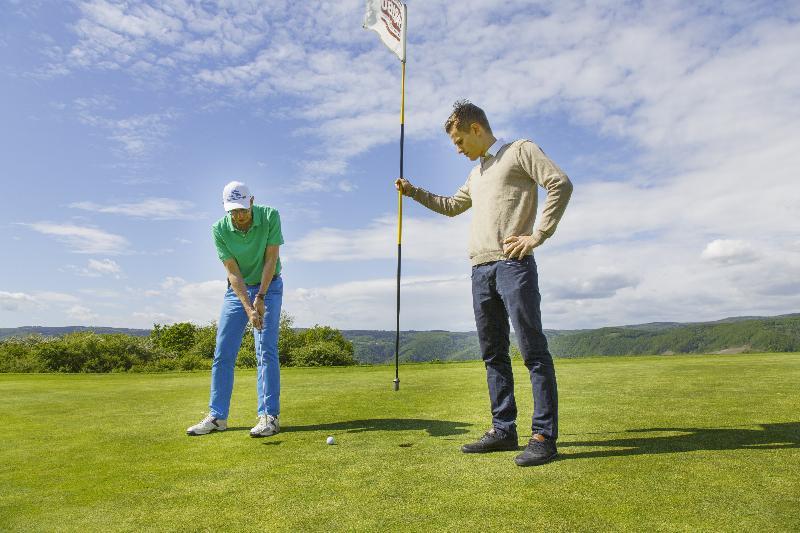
[326,436,335,445]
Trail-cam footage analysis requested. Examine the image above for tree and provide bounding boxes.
[278,311,303,366]
[151,322,197,355]
[292,341,356,367]
[290,325,356,366]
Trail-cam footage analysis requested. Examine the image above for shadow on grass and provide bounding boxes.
[284,418,472,437]
[561,422,800,459]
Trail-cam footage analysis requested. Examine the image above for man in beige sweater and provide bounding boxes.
[395,100,572,466]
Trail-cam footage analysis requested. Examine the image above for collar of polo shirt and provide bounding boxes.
[481,138,504,164]
[227,206,262,234]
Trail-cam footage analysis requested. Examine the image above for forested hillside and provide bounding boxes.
[342,314,800,363]
[3,314,798,367]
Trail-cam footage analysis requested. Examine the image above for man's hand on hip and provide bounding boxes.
[503,234,545,259]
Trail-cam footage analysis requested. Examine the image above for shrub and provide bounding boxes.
[178,354,212,371]
[151,322,197,355]
[0,336,47,373]
[0,313,356,373]
[278,311,302,366]
[299,325,353,354]
[292,340,356,367]
[32,332,158,373]
[188,323,217,359]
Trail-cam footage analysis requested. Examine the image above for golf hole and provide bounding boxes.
[399,443,413,448]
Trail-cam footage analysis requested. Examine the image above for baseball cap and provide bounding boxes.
[222,181,252,211]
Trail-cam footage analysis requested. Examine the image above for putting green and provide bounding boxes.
[2,353,799,531]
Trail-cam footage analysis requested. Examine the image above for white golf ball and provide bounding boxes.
[326,436,335,445]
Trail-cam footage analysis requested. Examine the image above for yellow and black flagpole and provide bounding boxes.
[394,54,406,391]
[362,0,407,391]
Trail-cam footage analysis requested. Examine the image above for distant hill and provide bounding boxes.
[341,314,800,363]
[2,313,798,363]
[0,326,151,340]
[549,314,800,358]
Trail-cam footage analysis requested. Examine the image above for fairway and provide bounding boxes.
[3,354,799,531]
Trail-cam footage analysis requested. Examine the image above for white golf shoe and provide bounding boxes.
[186,414,227,436]
[250,414,280,437]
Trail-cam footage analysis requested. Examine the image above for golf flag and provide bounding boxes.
[363,0,408,391]
[363,0,407,62]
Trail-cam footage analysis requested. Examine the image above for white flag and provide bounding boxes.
[363,0,406,62]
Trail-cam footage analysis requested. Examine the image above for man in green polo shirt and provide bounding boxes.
[187,181,285,438]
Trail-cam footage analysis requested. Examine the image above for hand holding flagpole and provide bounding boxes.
[363,0,407,391]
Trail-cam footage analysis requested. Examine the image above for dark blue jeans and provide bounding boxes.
[471,255,558,440]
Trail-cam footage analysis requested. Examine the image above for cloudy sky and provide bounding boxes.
[1,0,798,331]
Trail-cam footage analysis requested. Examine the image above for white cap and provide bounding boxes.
[222,181,252,211]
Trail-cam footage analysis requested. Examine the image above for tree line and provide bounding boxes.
[342,315,800,363]
[0,312,356,373]
[2,313,798,372]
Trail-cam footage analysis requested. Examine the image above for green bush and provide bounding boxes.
[300,325,353,353]
[151,322,197,355]
[31,332,158,373]
[188,323,217,359]
[178,354,212,371]
[0,313,356,373]
[0,336,47,372]
[292,340,356,367]
[278,311,302,366]
[287,325,356,367]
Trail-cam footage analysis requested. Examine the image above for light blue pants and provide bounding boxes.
[209,276,283,419]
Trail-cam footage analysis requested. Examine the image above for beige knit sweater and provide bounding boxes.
[409,139,573,265]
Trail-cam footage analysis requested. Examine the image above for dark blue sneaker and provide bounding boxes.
[461,427,519,453]
[514,434,558,466]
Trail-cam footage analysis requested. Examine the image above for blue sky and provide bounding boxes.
[1,0,799,331]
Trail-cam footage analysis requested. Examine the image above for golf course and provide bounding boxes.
[3,353,799,531]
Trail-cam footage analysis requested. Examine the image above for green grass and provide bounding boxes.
[2,353,799,531]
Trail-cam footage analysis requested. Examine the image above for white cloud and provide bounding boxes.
[0,291,82,321]
[285,274,475,331]
[173,280,227,323]
[70,198,202,220]
[78,288,124,298]
[88,258,122,276]
[550,273,640,300]
[34,292,81,304]
[132,310,175,324]
[132,277,226,325]
[0,291,37,311]
[66,305,99,323]
[701,240,759,266]
[63,0,280,74]
[160,276,185,290]
[22,222,129,254]
[75,104,178,158]
[65,258,124,278]
[285,214,469,262]
[46,2,800,193]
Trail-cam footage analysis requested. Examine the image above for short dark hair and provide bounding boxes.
[444,99,492,134]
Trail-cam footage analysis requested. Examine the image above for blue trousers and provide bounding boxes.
[209,276,283,419]
[471,256,558,440]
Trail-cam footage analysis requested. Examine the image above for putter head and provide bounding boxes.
[393,378,399,391]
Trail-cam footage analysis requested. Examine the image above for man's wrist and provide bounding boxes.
[255,293,265,299]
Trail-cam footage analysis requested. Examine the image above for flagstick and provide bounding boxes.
[394,58,406,392]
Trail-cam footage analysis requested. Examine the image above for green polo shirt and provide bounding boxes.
[212,204,283,284]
